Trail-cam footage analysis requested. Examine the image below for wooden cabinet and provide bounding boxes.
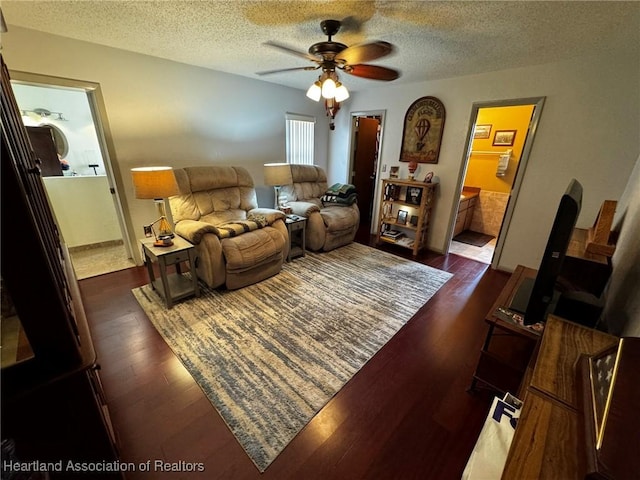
[1,56,121,476]
[376,179,437,256]
[501,316,617,479]
[454,193,478,237]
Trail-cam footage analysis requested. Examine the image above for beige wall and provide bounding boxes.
[336,49,640,272]
[5,25,639,275]
[3,26,330,263]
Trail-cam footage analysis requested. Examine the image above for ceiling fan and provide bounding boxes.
[257,19,400,84]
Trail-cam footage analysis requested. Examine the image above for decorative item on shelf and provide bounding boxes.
[408,160,418,180]
[397,209,408,225]
[423,171,434,183]
[389,166,399,179]
[400,96,446,164]
[264,162,293,209]
[410,215,419,226]
[406,186,422,205]
[384,183,401,201]
[131,166,180,247]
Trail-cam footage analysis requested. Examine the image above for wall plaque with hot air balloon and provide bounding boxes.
[399,96,446,165]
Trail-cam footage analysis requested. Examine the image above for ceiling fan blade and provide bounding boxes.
[336,41,394,65]
[263,41,319,62]
[256,66,319,76]
[344,64,400,81]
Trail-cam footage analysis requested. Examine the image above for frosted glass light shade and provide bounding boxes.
[334,84,350,102]
[131,166,179,199]
[306,82,322,102]
[321,78,336,99]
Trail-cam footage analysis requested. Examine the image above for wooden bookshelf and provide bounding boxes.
[376,178,437,256]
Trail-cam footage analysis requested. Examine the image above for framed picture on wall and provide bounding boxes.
[493,130,517,146]
[399,96,446,164]
[397,209,408,225]
[474,124,492,139]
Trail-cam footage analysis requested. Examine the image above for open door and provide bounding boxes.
[448,97,545,267]
[349,110,385,235]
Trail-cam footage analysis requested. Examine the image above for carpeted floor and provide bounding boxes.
[132,242,452,471]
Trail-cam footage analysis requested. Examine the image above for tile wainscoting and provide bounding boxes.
[469,190,509,237]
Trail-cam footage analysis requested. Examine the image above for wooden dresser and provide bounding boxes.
[501,315,617,479]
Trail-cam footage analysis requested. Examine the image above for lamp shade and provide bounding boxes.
[131,166,179,199]
[263,163,293,186]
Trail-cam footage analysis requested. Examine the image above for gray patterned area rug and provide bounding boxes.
[132,242,452,471]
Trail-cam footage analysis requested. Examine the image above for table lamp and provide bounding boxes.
[264,163,293,209]
[131,166,179,246]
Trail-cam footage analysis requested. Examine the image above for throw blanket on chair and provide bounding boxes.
[322,183,357,206]
[212,214,268,239]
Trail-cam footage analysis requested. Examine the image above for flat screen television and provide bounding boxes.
[510,178,583,325]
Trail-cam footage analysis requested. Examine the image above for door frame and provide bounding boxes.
[10,70,136,261]
[448,97,546,268]
[348,109,386,234]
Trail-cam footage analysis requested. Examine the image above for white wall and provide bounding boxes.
[331,49,640,271]
[43,176,122,248]
[4,26,330,263]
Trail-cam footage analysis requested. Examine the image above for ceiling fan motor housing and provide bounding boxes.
[308,41,347,58]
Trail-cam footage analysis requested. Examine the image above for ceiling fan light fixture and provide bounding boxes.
[321,78,336,99]
[306,80,322,101]
[334,83,349,102]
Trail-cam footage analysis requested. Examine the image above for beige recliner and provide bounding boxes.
[282,165,359,252]
[169,166,288,289]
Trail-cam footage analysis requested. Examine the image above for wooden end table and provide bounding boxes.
[285,215,306,262]
[141,236,200,308]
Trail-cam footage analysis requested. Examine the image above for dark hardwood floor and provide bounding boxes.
[78,232,509,479]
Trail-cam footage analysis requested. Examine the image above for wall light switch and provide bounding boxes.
[382,164,387,172]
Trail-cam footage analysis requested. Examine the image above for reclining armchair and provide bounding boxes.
[282,165,359,252]
[169,166,288,289]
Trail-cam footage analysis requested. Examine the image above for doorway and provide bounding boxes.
[448,97,545,267]
[349,110,385,236]
[10,72,134,279]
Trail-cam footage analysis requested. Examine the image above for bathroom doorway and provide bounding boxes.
[448,98,545,266]
[11,72,135,279]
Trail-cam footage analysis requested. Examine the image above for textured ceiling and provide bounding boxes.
[2,1,639,92]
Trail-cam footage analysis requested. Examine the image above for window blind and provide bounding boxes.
[286,113,315,165]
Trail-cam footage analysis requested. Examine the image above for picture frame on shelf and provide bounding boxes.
[406,186,422,205]
[474,124,492,139]
[493,130,517,146]
[389,166,399,179]
[410,215,419,226]
[384,183,401,200]
[397,209,408,225]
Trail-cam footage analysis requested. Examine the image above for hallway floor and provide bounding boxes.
[69,241,135,280]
